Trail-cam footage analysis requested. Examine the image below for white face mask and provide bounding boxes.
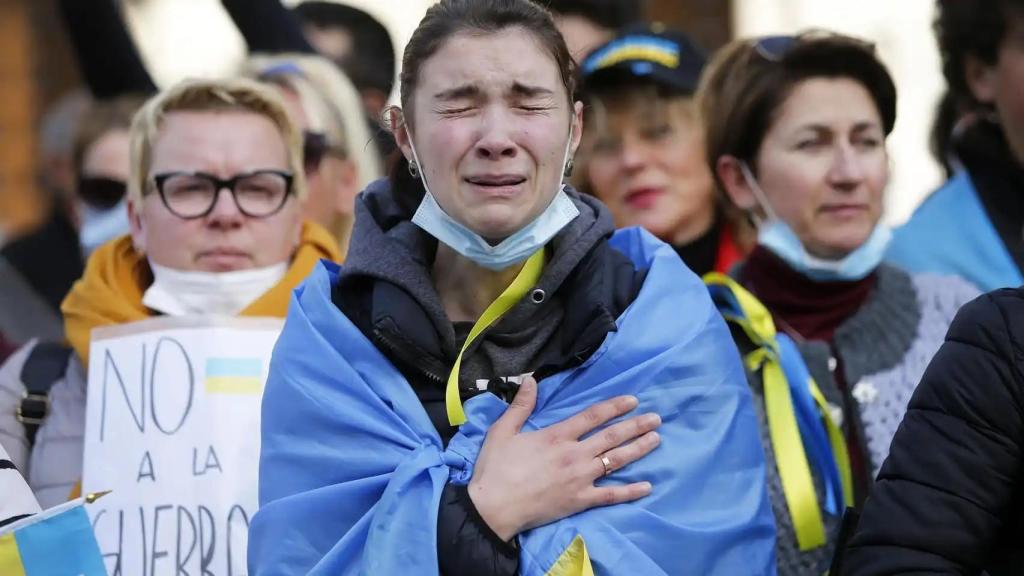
[79,199,130,257]
[739,162,891,281]
[142,261,288,317]
[407,122,580,271]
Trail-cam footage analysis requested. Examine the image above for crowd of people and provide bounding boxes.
[1,0,1023,574]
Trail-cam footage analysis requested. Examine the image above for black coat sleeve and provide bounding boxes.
[221,0,315,55]
[842,289,1024,575]
[437,483,519,576]
[57,0,156,98]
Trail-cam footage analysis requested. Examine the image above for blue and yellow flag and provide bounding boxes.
[205,357,265,395]
[0,497,106,576]
[249,227,776,575]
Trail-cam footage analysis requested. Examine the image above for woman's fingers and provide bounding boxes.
[551,395,639,440]
[590,430,661,479]
[491,376,538,436]
[580,412,661,456]
[583,481,654,509]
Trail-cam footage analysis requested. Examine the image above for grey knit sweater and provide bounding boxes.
[732,265,979,575]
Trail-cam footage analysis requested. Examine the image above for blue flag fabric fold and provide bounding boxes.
[248,227,775,575]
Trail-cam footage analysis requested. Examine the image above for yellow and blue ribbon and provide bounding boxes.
[705,273,852,551]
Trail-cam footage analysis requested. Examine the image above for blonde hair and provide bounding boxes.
[242,53,383,193]
[574,85,697,194]
[128,77,306,205]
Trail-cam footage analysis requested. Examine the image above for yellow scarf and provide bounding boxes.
[62,221,340,365]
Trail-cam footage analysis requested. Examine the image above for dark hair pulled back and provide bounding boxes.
[387,0,577,211]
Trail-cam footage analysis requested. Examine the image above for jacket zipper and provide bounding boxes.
[372,326,447,385]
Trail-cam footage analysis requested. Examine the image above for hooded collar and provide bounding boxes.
[339,179,618,359]
[62,221,340,365]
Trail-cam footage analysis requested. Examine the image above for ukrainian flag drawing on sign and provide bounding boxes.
[0,498,106,576]
[205,357,264,395]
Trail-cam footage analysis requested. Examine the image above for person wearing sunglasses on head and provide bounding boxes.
[243,54,383,256]
[696,32,979,574]
[0,78,340,508]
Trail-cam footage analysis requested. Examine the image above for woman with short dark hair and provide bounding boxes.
[698,32,978,574]
[248,1,775,574]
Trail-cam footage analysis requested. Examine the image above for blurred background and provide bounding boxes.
[0,0,941,240]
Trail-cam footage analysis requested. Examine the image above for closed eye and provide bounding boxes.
[795,138,827,150]
[437,106,475,116]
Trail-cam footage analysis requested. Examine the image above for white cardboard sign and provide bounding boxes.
[82,316,284,576]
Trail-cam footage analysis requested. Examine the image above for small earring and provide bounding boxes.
[408,159,420,178]
[563,159,574,178]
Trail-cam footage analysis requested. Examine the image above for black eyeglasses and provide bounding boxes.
[78,176,127,209]
[752,35,798,62]
[151,170,294,220]
[302,131,347,174]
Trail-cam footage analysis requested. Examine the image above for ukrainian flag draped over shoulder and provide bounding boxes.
[248,228,775,575]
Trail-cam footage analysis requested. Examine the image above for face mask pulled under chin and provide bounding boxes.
[142,262,288,317]
[738,161,891,282]
[406,124,580,271]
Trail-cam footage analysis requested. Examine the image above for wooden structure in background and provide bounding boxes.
[0,0,79,239]
[0,0,40,237]
[647,0,733,52]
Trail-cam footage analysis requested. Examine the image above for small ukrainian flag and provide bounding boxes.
[205,357,265,395]
[0,497,106,575]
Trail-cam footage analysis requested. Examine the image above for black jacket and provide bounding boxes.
[842,288,1024,575]
[1,208,83,315]
[56,0,314,99]
[333,181,645,576]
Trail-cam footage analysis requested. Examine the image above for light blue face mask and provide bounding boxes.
[78,199,130,257]
[407,125,580,271]
[739,162,891,282]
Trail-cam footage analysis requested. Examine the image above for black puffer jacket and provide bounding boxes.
[842,288,1024,575]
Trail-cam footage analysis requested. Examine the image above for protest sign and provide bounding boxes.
[82,316,283,576]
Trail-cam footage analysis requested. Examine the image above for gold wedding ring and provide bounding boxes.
[600,455,613,477]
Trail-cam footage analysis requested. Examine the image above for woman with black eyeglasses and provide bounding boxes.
[0,77,340,508]
[696,32,979,574]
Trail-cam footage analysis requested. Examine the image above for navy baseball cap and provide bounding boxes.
[580,24,707,95]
